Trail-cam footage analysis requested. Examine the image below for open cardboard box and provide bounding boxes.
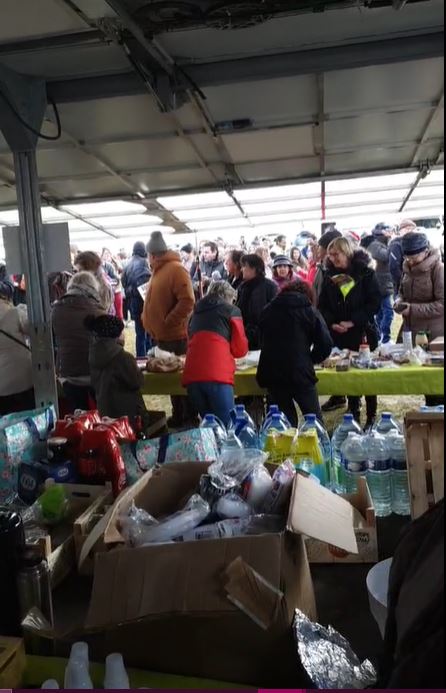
[84,463,361,687]
[304,477,378,564]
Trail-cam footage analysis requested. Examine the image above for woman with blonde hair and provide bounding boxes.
[255,246,273,278]
[319,237,381,429]
[74,251,115,314]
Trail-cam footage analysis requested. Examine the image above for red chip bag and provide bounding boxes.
[77,427,126,498]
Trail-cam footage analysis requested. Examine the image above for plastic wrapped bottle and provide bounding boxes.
[372,412,401,435]
[199,414,227,452]
[388,432,411,516]
[341,433,368,494]
[367,432,392,517]
[297,415,332,487]
[331,415,362,493]
[229,409,259,449]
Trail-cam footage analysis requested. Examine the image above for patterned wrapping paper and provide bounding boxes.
[0,406,56,504]
[121,428,219,485]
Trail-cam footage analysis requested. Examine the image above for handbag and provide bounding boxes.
[120,428,219,486]
[0,406,56,504]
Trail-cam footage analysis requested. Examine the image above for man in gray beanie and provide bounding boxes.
[143,231,196,428]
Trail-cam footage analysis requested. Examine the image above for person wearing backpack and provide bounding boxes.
[0,280,34,415]
[121,242,152,358]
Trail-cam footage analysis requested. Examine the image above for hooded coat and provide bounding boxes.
[121,248,151,320]
[257,290,333,393]
[182,296,248,386]
[399,248,444,340]
[142,251,195,342]
[89,337,148,425]
[318,248,381,351]
[52,293,106,378]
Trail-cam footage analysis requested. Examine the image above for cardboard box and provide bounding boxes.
[304,477,378,563]
[0,637,26,689]
[85,464,359,687]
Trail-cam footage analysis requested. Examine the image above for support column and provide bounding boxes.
[13,150,58,411]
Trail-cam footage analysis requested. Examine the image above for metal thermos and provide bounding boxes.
[17,549,54,653]
[0,510,25,636]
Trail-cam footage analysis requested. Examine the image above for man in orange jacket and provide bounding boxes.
[142,231,196,427]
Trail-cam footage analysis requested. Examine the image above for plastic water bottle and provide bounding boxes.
[298,414,332,487]
[331,414,362,493]
[261,405,291,433]
[229,409,259,449]
[199,414,227,452]
[388,432,411,516]
[341,433,368,494]
[260,412,290,449]
[367,432,392,517]
[373,412,401,435]
[229,404,256,430]
[220,431,243,454]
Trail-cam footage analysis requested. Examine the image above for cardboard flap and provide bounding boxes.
[287,474,358,555]
[224,557,284,631]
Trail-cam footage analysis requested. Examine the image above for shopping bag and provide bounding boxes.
[120,428,219,486]
[0,406,56,504]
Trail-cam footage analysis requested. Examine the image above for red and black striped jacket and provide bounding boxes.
[182,296,248,386]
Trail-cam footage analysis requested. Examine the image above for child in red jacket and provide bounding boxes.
[183,281,248,425]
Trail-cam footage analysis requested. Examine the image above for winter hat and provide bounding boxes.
[401,232,430,257]
[399,219,417,234]
[0,279,14,301]
[84,314,124,339]
[181,243,193,254]
[272,254,293,268]
[373,223,392,237]
[146,231,168,255]
[318,229,342,250]
[133,241,147,258]
[67,271,100,295]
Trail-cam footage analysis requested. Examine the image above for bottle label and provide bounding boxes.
[368,458,391,472]
[341,454,367,473]
[391,458,407,471]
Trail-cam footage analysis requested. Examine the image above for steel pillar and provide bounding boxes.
[0,65,59,411]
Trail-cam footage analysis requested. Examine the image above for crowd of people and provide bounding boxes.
[0,219,444,431]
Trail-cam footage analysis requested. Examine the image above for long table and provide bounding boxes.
[143,365,444,397]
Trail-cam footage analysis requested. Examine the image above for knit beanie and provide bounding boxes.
[146,231,168,255]
[401,232,430,257]
[84,314,124,339]
[318,229,342,250]
[133,241,147,258]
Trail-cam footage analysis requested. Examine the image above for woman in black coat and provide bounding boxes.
[237,254,278,350]
[257,281,333,427]
[318,237,381,429]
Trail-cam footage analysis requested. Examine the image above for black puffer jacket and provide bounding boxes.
[318,249,381,351]
[237,276,278,350]
[257,291,333,392]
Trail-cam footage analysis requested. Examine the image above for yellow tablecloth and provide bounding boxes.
[143,366,444,397]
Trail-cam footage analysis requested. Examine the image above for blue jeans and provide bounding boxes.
[187,382,235,426]
[135,314,152,358]
[377,295,394,344]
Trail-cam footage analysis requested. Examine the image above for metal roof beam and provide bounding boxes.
[0,30,104,55]
[47,31,444,103]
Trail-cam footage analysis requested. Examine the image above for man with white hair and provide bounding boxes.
[389,219,417,295]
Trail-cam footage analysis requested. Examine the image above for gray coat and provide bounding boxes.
[399,248,444,340]
[368,238,394,297]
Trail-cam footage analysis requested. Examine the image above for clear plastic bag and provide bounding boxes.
[241,464,273,511]
[215,493,252,520]
[262,459,296,514]
[120,495,210,546]
[209,449,269,489]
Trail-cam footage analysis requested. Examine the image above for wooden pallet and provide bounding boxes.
[405,412,444,520]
